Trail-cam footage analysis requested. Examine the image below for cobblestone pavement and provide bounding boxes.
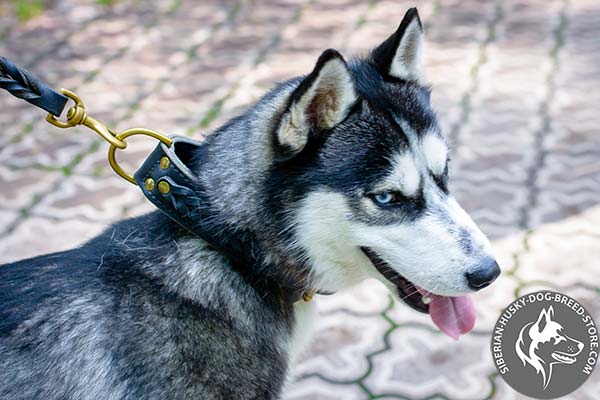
[1,1,599,399]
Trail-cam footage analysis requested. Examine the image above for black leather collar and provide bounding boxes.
[133,137,312,303]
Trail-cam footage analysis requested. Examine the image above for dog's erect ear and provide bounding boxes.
[535,307,553,333]
[276,49,357,155]
[371,8,425,84]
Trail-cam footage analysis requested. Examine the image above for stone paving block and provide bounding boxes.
[0,209,19,235]
[29,175,145,222]
[423,0,492,136]
[116,2,279,133]
[217,0,447,133]
[3,2,227,161]
[474,273,521,331]
[285,0,369,52]
[515,206,600,287]
[284,375,365,400]
[316,279,391,316]
[71,142,156,178]
[445,0,563,237]
[2,3,167,121]
[452,178,527,240]
[561,285,600,323]
[147,0,230,55]
[146,1,306,135]
[255,0,369,80]
[37,18,144,88]
[119,191,156,220]
[0,216,107,264]
[294,311,391,383]
[126,96,206,135]
[385,299,432,330]
[0,125,92,170]
[363,325,496,399]
[0,167,63,211]
[531,164,600,227]
[0,106,46,147]
[1,1,104,68]
[342,0,433,55]
[212,0,372,129]
[428,46,480,135]
[533,38,600,229]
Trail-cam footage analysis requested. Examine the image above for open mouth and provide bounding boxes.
[552,351,578,364]
[361,247,429,313]
[361,246,477,340]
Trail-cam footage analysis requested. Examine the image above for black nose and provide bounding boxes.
[466,259,501,290]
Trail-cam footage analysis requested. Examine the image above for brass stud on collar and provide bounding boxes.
[302,290,316,302]
[144,178,155,191]
[158,181,171,194]
[160,156,170,170]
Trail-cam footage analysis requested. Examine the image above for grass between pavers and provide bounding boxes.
[447,1,504,152]
[518,0,568,230]
[13,0,44,21]
[10,0,116,22]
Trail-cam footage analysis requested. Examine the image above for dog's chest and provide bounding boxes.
[288,300,319,369]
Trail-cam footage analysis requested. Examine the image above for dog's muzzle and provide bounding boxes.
[361,247,429,313]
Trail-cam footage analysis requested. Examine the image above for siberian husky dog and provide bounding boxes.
[0,8,500,400]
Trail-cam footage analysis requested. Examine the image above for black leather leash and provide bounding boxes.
[0,56,313,303]
[0,56,68,116]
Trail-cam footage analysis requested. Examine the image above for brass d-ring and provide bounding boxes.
[108,128,173,184]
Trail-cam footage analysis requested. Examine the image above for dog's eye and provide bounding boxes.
[431,163,449,193]
[371,192,401,206]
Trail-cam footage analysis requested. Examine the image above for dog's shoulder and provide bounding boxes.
[0,249,93,334]
[0,212,295,399]
[0,212,156,335]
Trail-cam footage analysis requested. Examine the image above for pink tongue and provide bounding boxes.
[427,295,476,340]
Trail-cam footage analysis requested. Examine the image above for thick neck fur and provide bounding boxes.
[186,79,315,300]
[97,212,295,327]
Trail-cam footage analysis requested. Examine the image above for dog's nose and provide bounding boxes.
[466,259,501,290]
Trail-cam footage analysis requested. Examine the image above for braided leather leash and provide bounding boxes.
[0,56,68,116]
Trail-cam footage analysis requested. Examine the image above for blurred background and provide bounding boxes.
[0,0,599,398]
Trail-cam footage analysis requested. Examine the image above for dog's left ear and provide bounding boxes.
[371,8,426,85]
[275,49,357,156]
[535,306,554,333]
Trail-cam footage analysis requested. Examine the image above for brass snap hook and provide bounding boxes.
[45,88,173,185]
[46,88,127,150]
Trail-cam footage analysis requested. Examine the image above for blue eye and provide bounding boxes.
[373,192,395,205]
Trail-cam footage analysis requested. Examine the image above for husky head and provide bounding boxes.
[515,306,584,389]
[196,8,500,339]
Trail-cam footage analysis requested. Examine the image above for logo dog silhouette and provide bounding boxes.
[515,306,584,389]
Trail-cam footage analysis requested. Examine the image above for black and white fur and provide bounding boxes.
[0,9,498,400]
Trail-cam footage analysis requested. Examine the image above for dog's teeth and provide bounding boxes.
[422,296,431,304]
